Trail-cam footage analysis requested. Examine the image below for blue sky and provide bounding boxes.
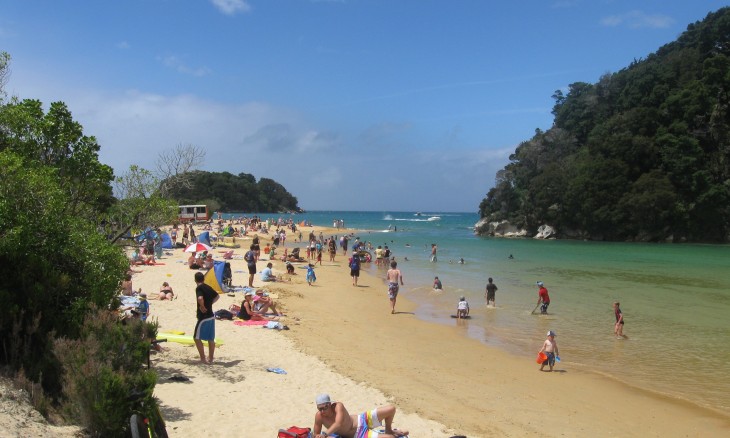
[1,1,726,212]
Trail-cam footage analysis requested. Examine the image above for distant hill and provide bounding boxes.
[166,170,302,213]
[478,7,730,242]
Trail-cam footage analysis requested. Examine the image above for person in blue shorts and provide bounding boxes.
[194,271,219,364]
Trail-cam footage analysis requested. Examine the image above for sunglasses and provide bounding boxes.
[317,403,331,412]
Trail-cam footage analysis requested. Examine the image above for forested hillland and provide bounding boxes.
[478,7,730,243]
[166,170,302,213]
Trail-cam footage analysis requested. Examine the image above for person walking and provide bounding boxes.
[430,243,438,262]
[193,271,219,364]
[485,277,498,307]
[386,260,405,314]
[536,281,550,314]
[349,251,361,286]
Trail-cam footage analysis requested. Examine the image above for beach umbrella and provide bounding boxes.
[184,242,212,253]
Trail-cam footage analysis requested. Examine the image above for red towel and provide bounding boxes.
[233,320,268,326]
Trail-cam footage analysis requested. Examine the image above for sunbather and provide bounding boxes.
[313,394,408,438]
[158,282,174,300]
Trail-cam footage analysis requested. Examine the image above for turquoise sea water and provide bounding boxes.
[224,210,730,414]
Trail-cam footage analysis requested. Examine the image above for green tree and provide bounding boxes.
[0,150,129,393]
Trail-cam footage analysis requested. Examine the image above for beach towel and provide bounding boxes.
[233,319,268,326]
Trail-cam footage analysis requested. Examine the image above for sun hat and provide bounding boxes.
[138,292,147,300]
[547,330,556,337]
[536,281,544,286]
[315,394,331,405]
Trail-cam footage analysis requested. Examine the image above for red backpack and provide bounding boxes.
[277,426,311,438]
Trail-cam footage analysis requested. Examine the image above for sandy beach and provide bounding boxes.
[130,224,730,437]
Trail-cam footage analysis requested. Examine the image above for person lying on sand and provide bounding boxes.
[313,394,408,438]
[158,282,174,300]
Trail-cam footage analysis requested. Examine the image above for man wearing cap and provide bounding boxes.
[313,394,408,438]
[536,281,550,314]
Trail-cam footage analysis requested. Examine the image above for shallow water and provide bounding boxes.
[224,210,730,413]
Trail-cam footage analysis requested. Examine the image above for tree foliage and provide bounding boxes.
[479,7,730,242]
[0,150,129,393]
[166,170,301,213]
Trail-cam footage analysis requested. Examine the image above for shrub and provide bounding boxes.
[54,308,158,437]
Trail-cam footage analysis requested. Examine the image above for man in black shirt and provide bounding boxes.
[193,271,219,364]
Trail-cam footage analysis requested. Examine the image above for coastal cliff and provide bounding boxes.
[476,7,730,243]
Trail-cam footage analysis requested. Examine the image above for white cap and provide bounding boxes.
[315,393,331,405]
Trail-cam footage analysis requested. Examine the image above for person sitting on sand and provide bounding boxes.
[202,253,215,270]
[286,261,296,275]
[188,253,201,269]
[260,262,277,282]
[233,292,277,321]
[158,282,174,300]
[254,290,281,316]
[457,296,470,319]
[313,394,408,438]
[121,274,134,296]
[135,292,150,322]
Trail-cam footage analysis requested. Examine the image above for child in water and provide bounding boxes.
[539,330,559,372]
[456,296,470,319]
[433,276,442,290]
[614,302,626,339]
[306,263,317,286]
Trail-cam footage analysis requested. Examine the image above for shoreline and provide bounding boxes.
[138,224,729,437]
[279,226,730,436]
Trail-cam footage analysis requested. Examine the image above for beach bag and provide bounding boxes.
[277,426,311,438]
[214,309,234,320]
[350,257,360,270]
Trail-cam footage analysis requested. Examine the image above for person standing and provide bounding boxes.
[430,243,438,262]
[189,225,197,244]
[386,260,404,314]
[244,244,257,288]
[485,277,498,307]
[536,281,550,314]
[614,301,626,339]
[538,330,559,372]
[328,238,337,262]
[193,271,219,364]
[349,251,361,286]
[182,225,189,246]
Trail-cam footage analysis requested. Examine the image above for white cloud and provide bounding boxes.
[158,55,212,77]
[600,10,674,29]
[210,0,251,16]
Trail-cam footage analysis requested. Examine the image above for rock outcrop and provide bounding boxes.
[534,225,555,239]
[474,219,527,238]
